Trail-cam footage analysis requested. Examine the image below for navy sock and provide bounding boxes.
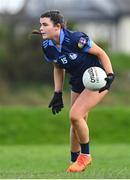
[80,142,90,154]
[71,151,80,162]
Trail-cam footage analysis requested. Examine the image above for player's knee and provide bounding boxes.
[69,109,81,124]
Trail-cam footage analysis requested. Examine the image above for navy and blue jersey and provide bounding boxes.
[41,28,102,77]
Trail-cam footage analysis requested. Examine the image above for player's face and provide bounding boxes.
[40,17,59,40]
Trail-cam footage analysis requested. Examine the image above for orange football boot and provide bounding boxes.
[67,154,92,172]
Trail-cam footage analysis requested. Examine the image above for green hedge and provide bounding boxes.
[0,106,130,144]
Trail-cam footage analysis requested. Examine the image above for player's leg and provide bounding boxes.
[67,89,108,172]
[70,91,88,162]
[70,89,108,143]
[70,91,80,162]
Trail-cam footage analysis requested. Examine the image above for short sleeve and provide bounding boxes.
[72,32,93,52]
[41,40,57,63]
[41,42,51,62]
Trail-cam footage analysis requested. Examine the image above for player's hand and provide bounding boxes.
[48,92,64,115]
[99,73,115,93]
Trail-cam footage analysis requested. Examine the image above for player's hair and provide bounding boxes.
[40,10,66,28]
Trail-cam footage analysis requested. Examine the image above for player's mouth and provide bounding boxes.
[41,32,46,35]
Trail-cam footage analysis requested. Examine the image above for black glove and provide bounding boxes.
[99,73,115,93]
[48,92,64,115]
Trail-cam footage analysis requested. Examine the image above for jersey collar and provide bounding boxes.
[48,28,64,52]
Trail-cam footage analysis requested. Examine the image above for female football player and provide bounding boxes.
[38,10,114,172]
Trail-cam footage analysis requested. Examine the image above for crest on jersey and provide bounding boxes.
[69,53,77,60]
[78,37,87,48]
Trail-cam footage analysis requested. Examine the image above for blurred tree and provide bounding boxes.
[0,15,53,86]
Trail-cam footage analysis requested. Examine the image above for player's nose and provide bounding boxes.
[40,26,44,32]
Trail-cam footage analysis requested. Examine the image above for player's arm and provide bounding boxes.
[76,32,113,74]
[88,42,113,74]
[48,63,65,114]
[88,42,115,92]
[53,63,65,92]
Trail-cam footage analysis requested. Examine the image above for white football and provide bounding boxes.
[82,67,107,91]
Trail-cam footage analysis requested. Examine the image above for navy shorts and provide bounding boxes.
[69,64,104,93]
[69,75,85,93]
[68,55,104,93]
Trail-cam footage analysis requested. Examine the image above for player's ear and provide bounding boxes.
[55,23,61,30]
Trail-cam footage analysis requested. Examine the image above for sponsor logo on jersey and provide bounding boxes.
[69,53,78,60]
[78,37,87,48]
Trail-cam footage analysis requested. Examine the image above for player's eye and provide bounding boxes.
[42,23,48,26]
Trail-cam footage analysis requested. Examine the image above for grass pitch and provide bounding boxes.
[0,144,130,179]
